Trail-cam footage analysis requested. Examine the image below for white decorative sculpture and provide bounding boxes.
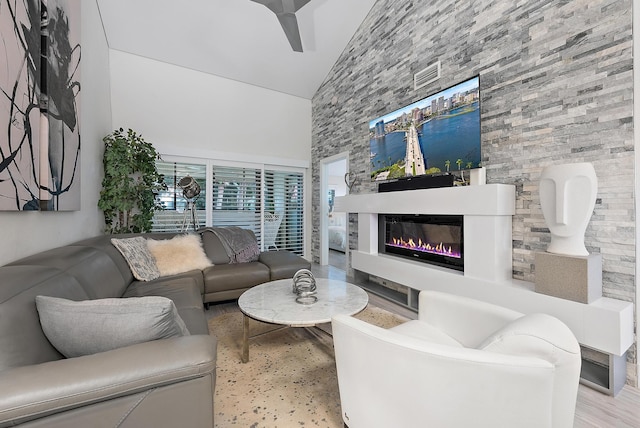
[539,163,597,256]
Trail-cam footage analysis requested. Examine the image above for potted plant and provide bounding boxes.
[98,128,165,234]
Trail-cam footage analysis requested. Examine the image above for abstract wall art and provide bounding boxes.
[0,0,81,211]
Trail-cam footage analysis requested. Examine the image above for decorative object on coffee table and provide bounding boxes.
[535,162,602,303]
[292,269,317,304]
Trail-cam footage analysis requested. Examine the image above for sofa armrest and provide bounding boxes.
[418,290,523,348]
[0,335,217,427]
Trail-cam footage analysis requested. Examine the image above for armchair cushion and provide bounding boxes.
[35,295,190,358]
[389,320,464,347]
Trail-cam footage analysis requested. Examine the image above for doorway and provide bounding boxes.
[320,152,349,270]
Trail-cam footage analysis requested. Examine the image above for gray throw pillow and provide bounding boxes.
[111,237,160,281]
[35,295,190,358]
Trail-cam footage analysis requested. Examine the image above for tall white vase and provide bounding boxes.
[539,163,597,256]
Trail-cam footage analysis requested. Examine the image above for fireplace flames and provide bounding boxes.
[389,236,461,259]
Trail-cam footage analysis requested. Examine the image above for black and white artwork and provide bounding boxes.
[0,0,81,211]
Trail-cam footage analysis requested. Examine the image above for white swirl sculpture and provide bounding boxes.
[539,163,597,256]
[292,269,317,305]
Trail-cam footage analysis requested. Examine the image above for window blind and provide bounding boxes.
[211,164,262,243]
[263,169,304,255]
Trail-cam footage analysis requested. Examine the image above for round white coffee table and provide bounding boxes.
[238,278,368,362]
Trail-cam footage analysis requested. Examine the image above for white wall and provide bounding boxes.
[108,51,313,257]
[108,50,312,164]
[328,158,347,197]
[0,1,111,265]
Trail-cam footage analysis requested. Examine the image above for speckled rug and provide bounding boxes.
[208,306,409,427]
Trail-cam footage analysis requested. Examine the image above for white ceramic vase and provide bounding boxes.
[539,163,597,256]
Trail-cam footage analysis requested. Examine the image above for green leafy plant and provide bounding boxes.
[98,128,165,234]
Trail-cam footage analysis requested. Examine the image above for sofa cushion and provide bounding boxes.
[111,237,160,281]
[203,262,270,293]
[199,229,231,265]
[259,250,311,280]
[147,234,212,277]
[124,277,209,335]
[199,227,259,263]
[35,295,190,358]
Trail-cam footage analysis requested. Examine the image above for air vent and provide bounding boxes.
[414,61,441,90]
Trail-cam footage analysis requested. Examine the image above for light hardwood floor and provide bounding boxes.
[205,263,640,427]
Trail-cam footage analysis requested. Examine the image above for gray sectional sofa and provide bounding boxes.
[0,230,310,427]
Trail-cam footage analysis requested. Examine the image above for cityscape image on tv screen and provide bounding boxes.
[369,75,481,182]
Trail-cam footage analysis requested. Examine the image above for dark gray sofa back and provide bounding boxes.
[0,236,146,371]
[198,228,231,264]
[0,265,90,371]
[7,244,131,299]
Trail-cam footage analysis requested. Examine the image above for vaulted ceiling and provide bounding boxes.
[96,0,377,99]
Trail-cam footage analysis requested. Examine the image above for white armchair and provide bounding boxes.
[332,290,581,428]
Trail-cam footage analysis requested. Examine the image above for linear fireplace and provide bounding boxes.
[379,214,464,272]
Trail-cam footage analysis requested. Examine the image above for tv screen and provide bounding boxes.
[369,75,481,182]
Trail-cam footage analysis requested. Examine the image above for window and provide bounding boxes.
[151,158,306,256]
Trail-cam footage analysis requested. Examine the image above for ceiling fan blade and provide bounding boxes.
[288,0,311,13]
[276,13,303,52]
[250,0,283,14]
[250,0,310,52]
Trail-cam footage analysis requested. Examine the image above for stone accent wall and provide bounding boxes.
[312,0,635,381]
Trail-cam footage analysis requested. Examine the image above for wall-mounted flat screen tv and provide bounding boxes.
[369,75,481,182]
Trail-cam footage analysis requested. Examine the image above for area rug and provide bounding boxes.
[208,306,409,427]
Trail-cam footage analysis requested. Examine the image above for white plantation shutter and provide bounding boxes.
[152,161,207,232]
[211,164,262,243]
[263,169,304,255]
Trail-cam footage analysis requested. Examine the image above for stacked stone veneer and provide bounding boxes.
[311,0,635,380]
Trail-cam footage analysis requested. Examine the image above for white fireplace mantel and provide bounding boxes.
[334,183,516,216]
[335,184,516,283]
[335,184,633,357]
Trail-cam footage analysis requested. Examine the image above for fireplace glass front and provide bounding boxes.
[379,214,464,272]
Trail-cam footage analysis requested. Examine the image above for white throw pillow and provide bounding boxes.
[35,295,190,358]
[147,234,213,277]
